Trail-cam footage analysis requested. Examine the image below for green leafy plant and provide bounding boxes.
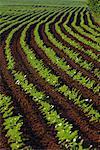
[0,94,24,150]
[87,0,100,14]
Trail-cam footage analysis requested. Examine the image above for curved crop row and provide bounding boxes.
[0,6,99,150]
[34,20,99,94]
[0,93,25,150]
[82,9,100,35]
[0,10,44,35]
[71,8,100,46]
[3,10,85,149]
[63,9,100,61]
[44,9,99,82]
[86,11,100,32]
[20,9,100,123]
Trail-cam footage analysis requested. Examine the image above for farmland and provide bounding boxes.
[0,0,100,149]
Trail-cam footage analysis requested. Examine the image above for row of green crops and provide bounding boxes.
[0,6,99,149]
[20,9,100,122]
[3,5,99,125]
[3,9,86,149]
[0,94,24,150]
[86,11,100,32]
[0,11,33,28]
[44,7,100,80]
[72,7,100,44]
[34,20,99,93]
[0,9,45,35]
[63,10,100,60]
[80,8,100,37]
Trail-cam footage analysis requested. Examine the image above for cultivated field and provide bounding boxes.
[0,1,100,150]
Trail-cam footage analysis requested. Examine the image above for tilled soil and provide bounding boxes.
[0,7,100,149]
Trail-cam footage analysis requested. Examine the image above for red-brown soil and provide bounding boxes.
[0,8,100,149]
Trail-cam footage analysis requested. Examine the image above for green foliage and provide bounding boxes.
[19,9,100,123]
[2,6,99,149]
[20,13,60,87]
[14,70,83,149]
[58,85,100,122]
[87,0,100,14]
[0,0,86,7]
[0,94,24,150]
[72,7,100,47]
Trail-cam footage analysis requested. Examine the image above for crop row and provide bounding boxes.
[44,9,99,83]
[3,11,85,149]
[20,10,100,122]
[73,8,100,45]
[0,94,24,150]
[0,9,45,35]
[86,11,100,32]
[80,9,100,37]
[0,6,99,149]
[35,20,99,93]
[63,9,100,61]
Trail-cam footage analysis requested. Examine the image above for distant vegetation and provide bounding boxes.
[87,0,100,24]
[87,0,100,14]
[0,0,86,6]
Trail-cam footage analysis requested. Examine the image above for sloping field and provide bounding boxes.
[0,0,86,6]
[0,3,100,150]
